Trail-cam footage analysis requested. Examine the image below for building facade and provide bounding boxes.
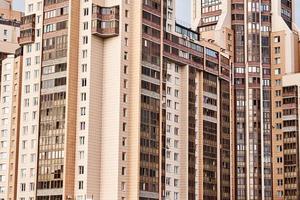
[0,1,22,199]
[0,0,21,99]
[279,73,300,200]
[2,0,300,199]
[10,0,233,199]
[192,0,300,200]
[0,49,23,200]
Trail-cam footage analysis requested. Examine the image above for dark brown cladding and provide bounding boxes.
[188,68,197,200]
[140,0,162,199]
[282,85,300,199]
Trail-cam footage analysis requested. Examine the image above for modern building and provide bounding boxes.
[0,1,22,199]
[0,0,21,98]
[192,0,300,200]
[0,48,23,200]
[279,73,300,200]
[13,0,233,199]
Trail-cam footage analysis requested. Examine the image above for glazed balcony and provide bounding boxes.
[92,20,119,38]
[20,14,35,31]
[18,29,35,45]
[19,14,35,45]
[92,5,119,21]
[91,4,119,38]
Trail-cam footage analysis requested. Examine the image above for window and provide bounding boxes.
[79,136,85,145]
[174,179,179,187]
[275,90,281,96]
[83,8,89,16]
[82,78,87,87]
[174,153,179,161]
[83,22,89,30]
[79,151,84,159]
[82,64,87,72]
[122,152,126,161]
[274,36,280,43]
[122,137,127,146]
[124,52,128,60]
[81,93,86,101]
[20,183,26,191]
[79,181,84,189]
[82,50,88,58]
[28,4,33,12]
[123,123,127,131]
[30,182,35,191]
[83,36,88,44]
[121,167,126,175]
[80,122,86,130]
[124,65,128,74]
[79,166,84,174]
[121,182,126,191]
[174,127,179,135]
[275,79,282,86]
[123,108,127,117]
[275,57,281,64]
[26,58,31,66]
[80,107,86,115]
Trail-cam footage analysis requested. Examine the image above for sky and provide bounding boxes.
[11,0,300,27]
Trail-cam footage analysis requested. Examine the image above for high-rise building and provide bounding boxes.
[278,73,300,200]
[0,2,22,199]
[0,0,21,97]
[0,48,23,200]
[192,0,300,200]
[13,0,233,199]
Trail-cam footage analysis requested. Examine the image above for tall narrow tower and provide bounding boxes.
[192,0,300,200]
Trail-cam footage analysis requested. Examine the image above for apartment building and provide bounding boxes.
[0,48,23,200]
[192,0,300,200]
[0,2,22,199]
[13,0,233,199]
[0,0,21,98]
[279,73,300,200]
[0,55,14,199]
[17,0,79,199]
[0,0,21,60]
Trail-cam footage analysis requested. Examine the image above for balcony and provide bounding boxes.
[19,14,35,45]
[20,14,35,31]
[92,22,119,38]
[18,29,35,45]
[91,4,119,38]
